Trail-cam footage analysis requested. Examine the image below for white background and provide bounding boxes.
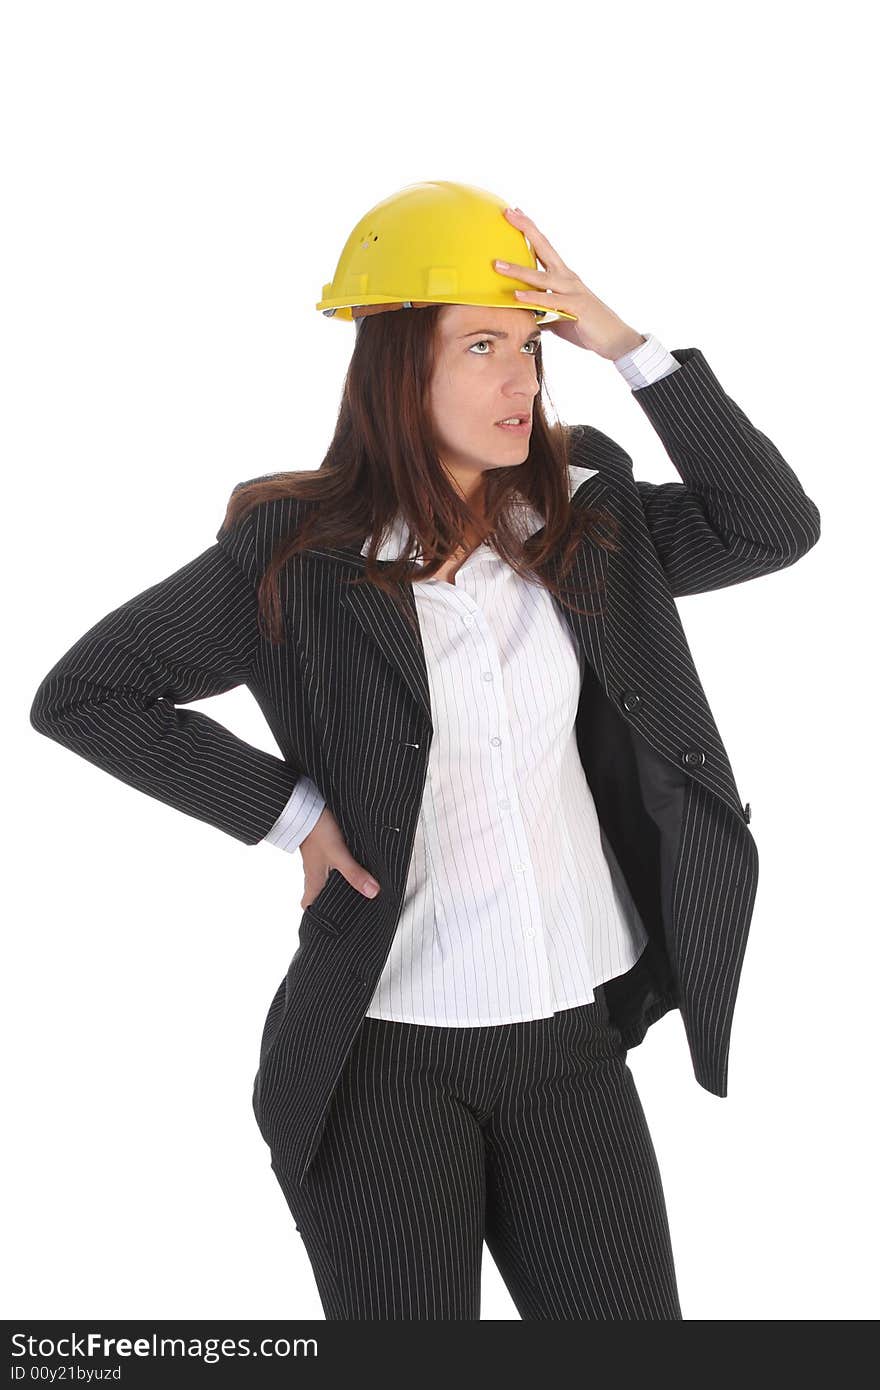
[4,0,876,1321]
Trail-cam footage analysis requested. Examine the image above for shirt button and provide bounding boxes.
[514,861,527,872]
[525,927,536,939]
[490,736,501,746]
[498,798,510,810]
[482,671,493,681]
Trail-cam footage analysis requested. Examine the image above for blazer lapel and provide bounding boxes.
[305,471,613,734]
[339,572,433,730]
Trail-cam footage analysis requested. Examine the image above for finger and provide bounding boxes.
[338,855,382,898]
[503,207,567,269]
[493,258,548,284]
[495,260,570,305]
[512,288,580,319]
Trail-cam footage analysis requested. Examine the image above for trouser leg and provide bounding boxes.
[268,994,682,1320]
[482,993,683,1319]
[269,1015,506,1320]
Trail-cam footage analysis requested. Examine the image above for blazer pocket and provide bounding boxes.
[302,866,376,936]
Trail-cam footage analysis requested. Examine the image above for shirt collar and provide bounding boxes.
[360,462,599,562]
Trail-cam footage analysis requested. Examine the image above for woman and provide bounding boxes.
[30,183,821,1320]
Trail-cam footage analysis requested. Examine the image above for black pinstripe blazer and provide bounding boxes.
[30,346,821,1189]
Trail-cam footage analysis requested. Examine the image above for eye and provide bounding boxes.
[469,338,540,355]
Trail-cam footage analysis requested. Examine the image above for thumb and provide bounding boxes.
[336,852,381,899]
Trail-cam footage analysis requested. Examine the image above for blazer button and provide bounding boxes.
[680,748,706,768]
[621,688,642,713]
[743,802,752,824]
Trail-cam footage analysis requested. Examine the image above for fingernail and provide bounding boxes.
[364,879,380,897]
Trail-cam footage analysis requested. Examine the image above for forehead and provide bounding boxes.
[439,305,541,338]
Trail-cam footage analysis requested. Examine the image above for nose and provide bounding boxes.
[504,372,539,405]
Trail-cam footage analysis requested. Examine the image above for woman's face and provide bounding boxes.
[428,305,542,497]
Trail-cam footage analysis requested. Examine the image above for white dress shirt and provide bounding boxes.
[263,331,680,1024]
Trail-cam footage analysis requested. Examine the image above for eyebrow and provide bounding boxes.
[457,327,542,341]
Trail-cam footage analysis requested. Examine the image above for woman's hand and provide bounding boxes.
[299,806,381,907]
[495,206,645,361]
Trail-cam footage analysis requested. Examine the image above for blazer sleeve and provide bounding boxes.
[600,346,821,598]
[29,503,302,846]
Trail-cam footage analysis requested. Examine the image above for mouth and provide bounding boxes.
[495,414,531,432]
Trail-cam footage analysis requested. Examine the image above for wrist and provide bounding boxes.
[603,327,646,361]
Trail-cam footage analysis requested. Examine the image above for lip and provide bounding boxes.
[495,417,531,433]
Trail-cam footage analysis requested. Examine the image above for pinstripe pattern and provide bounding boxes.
[30,346,821,1207]
[345,463,650,1026]
[29,538,303,843]
[270,992,682,1319]
[261,330,678,856]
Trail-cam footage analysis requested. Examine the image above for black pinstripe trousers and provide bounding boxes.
[267,984,683,1320]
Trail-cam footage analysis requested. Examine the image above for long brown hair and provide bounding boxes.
[218,303,621,645]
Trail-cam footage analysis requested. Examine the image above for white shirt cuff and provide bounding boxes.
[612,332,681,389]
[262,776,326,853]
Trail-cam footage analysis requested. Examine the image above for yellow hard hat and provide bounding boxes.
[316,180,578,324]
